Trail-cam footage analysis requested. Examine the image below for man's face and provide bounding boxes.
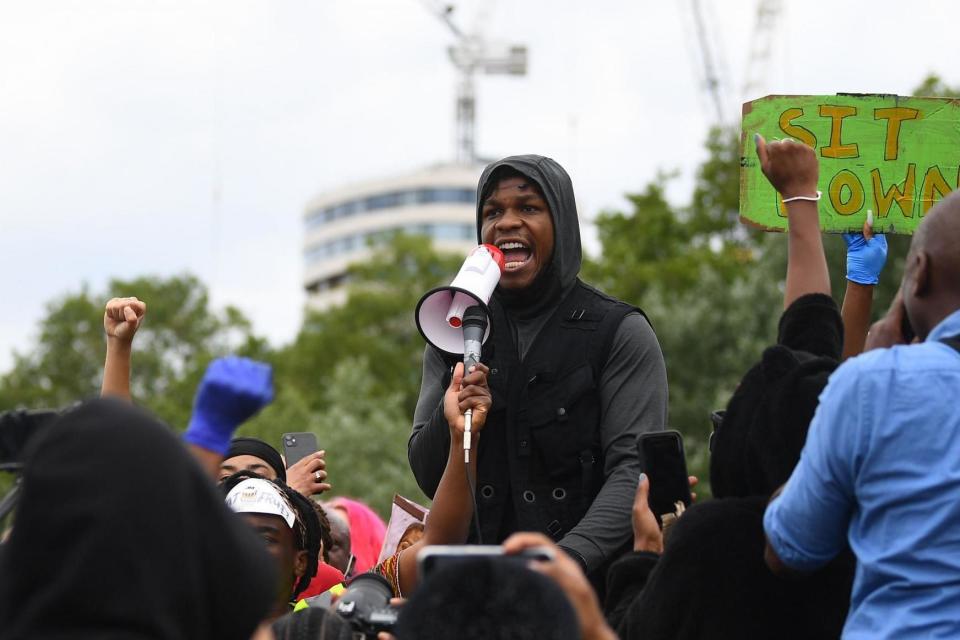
[325,509,352,575]
[241,513,306,605]
[219,455,277,483]
[481,176,555,291]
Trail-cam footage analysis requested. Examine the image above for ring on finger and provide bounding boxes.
[315,471,322,482]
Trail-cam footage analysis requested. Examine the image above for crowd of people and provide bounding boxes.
[1,136,958,640]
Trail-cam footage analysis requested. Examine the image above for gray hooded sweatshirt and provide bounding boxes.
[409,155,668,573]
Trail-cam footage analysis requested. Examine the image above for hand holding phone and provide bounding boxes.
[282,432,330,496]
[417,544,554,581]
[637,430,692,524]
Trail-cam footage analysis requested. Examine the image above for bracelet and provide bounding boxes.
[781,191,822,203]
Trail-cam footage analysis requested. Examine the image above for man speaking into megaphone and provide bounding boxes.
[409,155,668,588]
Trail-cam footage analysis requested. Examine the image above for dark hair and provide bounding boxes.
[312,500,334,564]
[221,470,321,598]
[395,557,579,640]
[272,606,353,640]
[479,165,545,205]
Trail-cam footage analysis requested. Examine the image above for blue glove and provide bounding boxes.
[183,356,274,455]
[843,231,888,285]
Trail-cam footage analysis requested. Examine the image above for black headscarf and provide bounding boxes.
[710,293,843,498]
[226,436,287,481]
[0,398,276,640]
[476,155,583,320]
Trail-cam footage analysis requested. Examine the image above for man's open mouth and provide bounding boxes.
[497,241,532,271]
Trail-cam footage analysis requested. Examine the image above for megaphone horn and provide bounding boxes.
[415,244,505,355]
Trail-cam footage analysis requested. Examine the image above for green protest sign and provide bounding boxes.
[739,94,960,234]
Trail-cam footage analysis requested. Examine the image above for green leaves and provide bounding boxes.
[0,274,261,430]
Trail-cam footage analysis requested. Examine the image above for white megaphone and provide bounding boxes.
[415,244,505,355]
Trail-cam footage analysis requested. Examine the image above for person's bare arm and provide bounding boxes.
[396,362,491,596]
[841,218,888,359]
[755,134,828,308]
[101,297,146,400]
[763,484,794,576]
[841,282,875,360]
[190,445,224,480]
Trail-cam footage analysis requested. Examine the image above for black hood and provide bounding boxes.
[0,398,276,639]
[476,155,582,317]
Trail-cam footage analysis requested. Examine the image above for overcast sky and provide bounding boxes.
[1,0,957,375]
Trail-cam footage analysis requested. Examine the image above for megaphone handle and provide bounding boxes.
[464,408,473,464]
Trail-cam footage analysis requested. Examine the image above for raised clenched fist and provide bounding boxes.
[103,297,147,343]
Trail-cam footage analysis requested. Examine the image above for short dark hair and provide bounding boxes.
[312,500,334,564]
[480,166,546,205]
[221,470,321,598]
[395,557,579,640]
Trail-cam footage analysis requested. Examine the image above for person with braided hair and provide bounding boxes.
[223,470,323,620]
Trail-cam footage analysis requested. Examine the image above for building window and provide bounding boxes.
[430,223,474,240]
[307,187,476,230]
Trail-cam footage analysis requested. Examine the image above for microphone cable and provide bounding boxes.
[465,454,483,545]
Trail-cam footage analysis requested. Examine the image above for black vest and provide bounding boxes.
[448,281,639,544]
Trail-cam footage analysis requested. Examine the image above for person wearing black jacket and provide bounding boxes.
[0,398,276,639]
[603,136,885,639]
[409,155,668,581]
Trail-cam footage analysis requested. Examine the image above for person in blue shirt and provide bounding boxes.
[764,189,960,639]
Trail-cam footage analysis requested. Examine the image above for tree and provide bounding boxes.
[913,73,960,98]
[0,274,265,429]
[279,233,463,420]
[239,233,464,515]
[240,356,425,514]
[583,127,785,483]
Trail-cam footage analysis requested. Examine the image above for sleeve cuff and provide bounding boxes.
[558,533,604,573]
[763,497,829,573]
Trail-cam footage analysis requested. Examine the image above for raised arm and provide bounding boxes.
[394,361,491,596]
[100,297,147,400]
[755,134,829,308]
[840,217,888,359]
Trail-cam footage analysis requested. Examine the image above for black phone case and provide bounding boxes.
[637,430,691,523]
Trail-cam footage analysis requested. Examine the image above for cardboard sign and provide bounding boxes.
[740,94,960,234]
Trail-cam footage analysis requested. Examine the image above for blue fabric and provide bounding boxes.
[183,357,274,455]
[764,309,960,639]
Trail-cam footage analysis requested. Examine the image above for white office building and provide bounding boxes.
[303,163,482,308]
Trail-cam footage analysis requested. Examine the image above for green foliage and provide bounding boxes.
[241,357,425,514]
[912,73,960,98]
[279,233,462,420]
[584,127,786,488]
[0,274,263,430]
[243,233,460,516]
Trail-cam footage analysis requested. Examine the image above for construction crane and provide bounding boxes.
[423,2,528,164]
[679,0,782,123]
[682,0,730,124]
[741,0,783,100]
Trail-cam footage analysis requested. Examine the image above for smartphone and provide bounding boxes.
[637,430,692,523]
[281,432,318,469]
[417,545,555,580]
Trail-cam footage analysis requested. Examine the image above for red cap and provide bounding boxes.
[479,243,505,273]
